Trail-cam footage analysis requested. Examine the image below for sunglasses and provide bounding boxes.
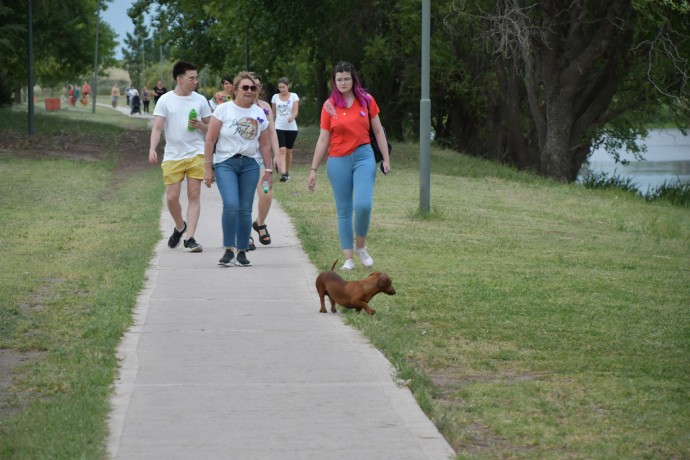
[239,85,257,92]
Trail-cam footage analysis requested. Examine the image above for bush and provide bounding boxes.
[580,170,640,193]
[646,180,690,208]
[581,171,690,208]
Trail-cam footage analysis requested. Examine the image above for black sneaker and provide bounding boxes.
[183,237,203,253]
[218,249,235,266]
[234,251,251,267]
[248,236,256,251]
[285,173,291,182]
[168,222,187,248]
[279,173,288,182]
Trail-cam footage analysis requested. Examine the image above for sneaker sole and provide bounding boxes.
[234,260,252,267]
[185,245,203,253]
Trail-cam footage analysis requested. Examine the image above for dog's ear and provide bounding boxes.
[376,273,391,287]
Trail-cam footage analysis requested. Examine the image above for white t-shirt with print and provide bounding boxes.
[153,90,212,162]
[212,101,269,163]
[271,92,299,131]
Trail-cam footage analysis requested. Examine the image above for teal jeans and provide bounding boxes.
[326,144,377,250]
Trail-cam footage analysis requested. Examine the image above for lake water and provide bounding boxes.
[578,129,690,193]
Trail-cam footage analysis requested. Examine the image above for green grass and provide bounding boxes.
[0,115,688,458]
[275,126,690,458]
[0,108,163,459]
[15,96,147,132]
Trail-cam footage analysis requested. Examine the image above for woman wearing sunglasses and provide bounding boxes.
[307,61,391,271]
[204,72,273,267]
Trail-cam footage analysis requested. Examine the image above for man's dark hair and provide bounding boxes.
[172,61,198,80]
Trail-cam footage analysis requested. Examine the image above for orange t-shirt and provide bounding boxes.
[320,96,380,157]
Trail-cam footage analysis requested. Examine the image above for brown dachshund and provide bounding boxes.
[315,260,396,315]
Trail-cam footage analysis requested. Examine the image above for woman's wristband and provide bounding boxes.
[264,168,272,172]
[310,167,318,171]
[204,160,213,164]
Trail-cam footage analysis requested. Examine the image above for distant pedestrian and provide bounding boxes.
[129,87,141,115]
[149,61,212,253]
[203,72,273,267]
[306,61,391,271]
[141,86,150,113]
[82,81,91,105]
[271,77,299,182]
[208,75,234,112]
[153,80,167,105]
[111,84,120,108]
[126,83,135,107]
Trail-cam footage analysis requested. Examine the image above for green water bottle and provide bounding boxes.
[262,180,270,194]
[187,108,197,131]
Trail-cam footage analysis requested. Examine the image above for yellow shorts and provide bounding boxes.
[161,155,204,185]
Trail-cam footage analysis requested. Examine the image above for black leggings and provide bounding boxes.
[276,129,298,149]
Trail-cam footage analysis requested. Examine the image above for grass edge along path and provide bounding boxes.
[275,128,690,459]
[0,109,163,459]
[0,111,688,458]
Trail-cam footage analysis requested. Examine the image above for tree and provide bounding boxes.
[124,0,689,183]
[121,15,155,88]
[444,0,690,181]
[0,0,117,104]
[0,0,25,103]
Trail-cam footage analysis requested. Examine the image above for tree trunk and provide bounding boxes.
[541,106,575,181]
[13,85,22,104]
[483,0,638,182]
[314,58,327,109]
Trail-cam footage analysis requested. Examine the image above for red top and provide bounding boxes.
[320,96,380,157]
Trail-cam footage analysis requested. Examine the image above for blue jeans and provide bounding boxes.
[215,156,259,249]
[326,144,377,250]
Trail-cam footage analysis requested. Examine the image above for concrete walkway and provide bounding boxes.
[100,102,155,119]
[106,154,454,460]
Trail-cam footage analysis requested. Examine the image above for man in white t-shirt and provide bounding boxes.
[148,61,212,253]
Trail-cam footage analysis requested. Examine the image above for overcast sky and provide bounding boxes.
[101,0,136,59]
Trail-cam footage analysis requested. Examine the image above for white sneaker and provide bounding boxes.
[340,259,355,270]
[355,246,374,267]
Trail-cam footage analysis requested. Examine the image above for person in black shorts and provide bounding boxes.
[271,77,299,181]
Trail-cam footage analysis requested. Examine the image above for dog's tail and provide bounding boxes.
[330,259,338,271]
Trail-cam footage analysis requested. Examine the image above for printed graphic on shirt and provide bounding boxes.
[277,101,291,119]
[228,117,259,140]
